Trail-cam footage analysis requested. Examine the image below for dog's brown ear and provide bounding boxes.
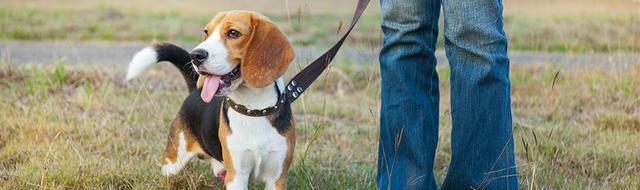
[241,15,294,88]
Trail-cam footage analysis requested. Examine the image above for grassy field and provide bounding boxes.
[0,58,638,189]
[1,0,639,189]
[1,0,639,52]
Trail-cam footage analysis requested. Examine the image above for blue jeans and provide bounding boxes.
[377,0,517,189]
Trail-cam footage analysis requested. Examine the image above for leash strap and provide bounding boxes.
[282,0,370,104]
[226,0,370,117]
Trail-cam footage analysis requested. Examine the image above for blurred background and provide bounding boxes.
[0,0,638,189]
[1,0,637,51]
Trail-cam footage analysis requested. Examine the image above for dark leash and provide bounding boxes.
[228,0,371,117]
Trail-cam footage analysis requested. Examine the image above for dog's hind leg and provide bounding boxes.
[161,115,201,176]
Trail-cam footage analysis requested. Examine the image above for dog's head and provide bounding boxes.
[191,11,294,102]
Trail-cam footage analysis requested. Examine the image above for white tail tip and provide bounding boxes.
[126,47,158,81]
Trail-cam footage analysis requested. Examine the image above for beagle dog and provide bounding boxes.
[126,11,295,190]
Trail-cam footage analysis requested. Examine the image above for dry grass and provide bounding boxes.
[0,56,638,189]
[0,60,380,189]
[503,0,638,17]
[0,0,639,188]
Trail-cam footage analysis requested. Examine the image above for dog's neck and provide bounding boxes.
[227,77,284,111]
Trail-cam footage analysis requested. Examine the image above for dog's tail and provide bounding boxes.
[126,43,198,91]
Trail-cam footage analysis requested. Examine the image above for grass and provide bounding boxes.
[0,0,638,189]
[0,56,638,189]
[1,0,639,52]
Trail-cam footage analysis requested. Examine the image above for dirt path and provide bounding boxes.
[1,41,637,68]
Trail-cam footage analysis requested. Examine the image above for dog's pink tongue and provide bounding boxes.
[201,75,221,103]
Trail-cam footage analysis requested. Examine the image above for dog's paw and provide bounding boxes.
[161,161,181,176]
[210,159,226,181]
[216,170,227,182]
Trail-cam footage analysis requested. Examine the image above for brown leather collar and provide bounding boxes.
[224,0,370,117]
[226,84,284,117]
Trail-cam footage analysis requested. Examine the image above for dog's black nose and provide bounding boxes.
[190,49,208,65]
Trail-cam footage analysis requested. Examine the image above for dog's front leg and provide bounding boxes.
[224,150,253,190]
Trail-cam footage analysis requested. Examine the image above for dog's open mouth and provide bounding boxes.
[200,66,241,103]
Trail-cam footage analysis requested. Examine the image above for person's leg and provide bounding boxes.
[441,0,518,189]
[378,0,441,189]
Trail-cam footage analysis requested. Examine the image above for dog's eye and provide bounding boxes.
[226,29,241,39]
[202,29,208,40]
